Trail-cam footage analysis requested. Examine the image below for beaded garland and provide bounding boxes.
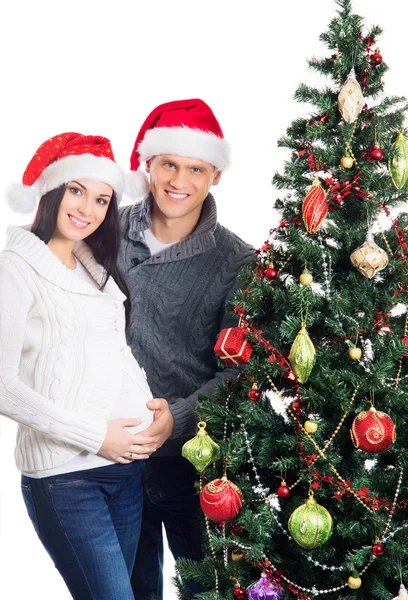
[233,409,404,596]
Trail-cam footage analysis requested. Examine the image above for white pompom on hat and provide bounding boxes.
[130,98,231,174]
[7,132,149,213]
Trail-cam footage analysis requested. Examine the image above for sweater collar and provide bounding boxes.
[127,193,218,262]
[5,226,126,301]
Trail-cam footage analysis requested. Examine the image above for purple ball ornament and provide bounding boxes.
[247,573,285,600]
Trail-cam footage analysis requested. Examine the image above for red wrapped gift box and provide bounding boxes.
[214,327,253,366]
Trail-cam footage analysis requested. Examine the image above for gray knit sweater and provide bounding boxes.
[118,194,254,456]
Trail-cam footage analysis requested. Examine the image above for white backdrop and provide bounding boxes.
[0,1,406,598]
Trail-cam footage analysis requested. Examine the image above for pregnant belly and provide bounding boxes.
[110,367,154,434]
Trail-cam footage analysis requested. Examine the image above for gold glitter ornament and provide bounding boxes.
[231,549,246,562]
[304,420,318,433]
[350,232,388,279]
[393,584,408,600]
[348,574,362,589]
[289,323,316,384]
[182,421,220,472]
[338,68,364,123]
[348,346,362,360]
[299,270,313,286]
[340,151,354,169]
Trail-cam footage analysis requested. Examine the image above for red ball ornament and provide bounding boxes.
[248,389,261,401]
[233,587,246,599]
[351,407,396,454]
[370,144,383,161]
[277,485,290,498]
[372,543,384,556]
[200,476,243,521]
[265,267,278,280]
[371,51,383,65]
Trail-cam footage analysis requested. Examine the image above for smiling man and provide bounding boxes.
[118,99,253,599]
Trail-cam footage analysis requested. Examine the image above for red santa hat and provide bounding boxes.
[130,99,231,173]
[8,132,149,213]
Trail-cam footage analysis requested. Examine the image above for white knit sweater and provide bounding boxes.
[0,226,140,473]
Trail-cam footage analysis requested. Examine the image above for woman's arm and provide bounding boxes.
[0,259,107,454]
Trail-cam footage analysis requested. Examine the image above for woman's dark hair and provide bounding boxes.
[31,184,131,322]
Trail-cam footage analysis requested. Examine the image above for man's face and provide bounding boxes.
[145,154,221,224]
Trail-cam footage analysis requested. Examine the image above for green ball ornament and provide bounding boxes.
[288,493,333,549]
[182,421,220,472]
[389,131,408,189]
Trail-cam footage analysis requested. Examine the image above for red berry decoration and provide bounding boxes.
[265,267,278,280]
[372,542,384,556]
[292,400,302,415]
[285,369,296,381]
[350,407,396,454]
[302,177,328,234]
[277,484,290,498]
[371,50,383,65]
[370,143,383,161]
[200,476,243,521]
[233,587,246,599]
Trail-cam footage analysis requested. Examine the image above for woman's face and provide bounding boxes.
[53,179,113,243]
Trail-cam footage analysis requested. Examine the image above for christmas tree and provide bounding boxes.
[177,0,408,598]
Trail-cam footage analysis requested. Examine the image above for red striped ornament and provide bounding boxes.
[302,177,328,233]
[200,476,243,521]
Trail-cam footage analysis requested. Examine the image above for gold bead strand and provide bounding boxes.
[266,376,376,515]
[395,312,408,389]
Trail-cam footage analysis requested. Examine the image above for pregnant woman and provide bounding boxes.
[1,132,158,599]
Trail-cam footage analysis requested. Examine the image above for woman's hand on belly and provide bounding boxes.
[98,418,158,463]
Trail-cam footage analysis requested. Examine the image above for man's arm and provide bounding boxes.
[135,287,245,447]
[165,276,251,439]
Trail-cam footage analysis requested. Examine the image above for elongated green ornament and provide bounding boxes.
[389,131,408,189]
[182,421,219,472]
[289,323,315,384]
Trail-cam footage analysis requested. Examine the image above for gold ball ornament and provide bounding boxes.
[348,575,362,590]
[350,233,388,279]
[231,549,246,562]
[340,154,354,169]
[299,271,313,286]
[348,347,362,360]
[304,420,318,433]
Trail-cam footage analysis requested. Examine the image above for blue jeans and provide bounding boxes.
[21,461,144,600]
[131,455,205,600]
